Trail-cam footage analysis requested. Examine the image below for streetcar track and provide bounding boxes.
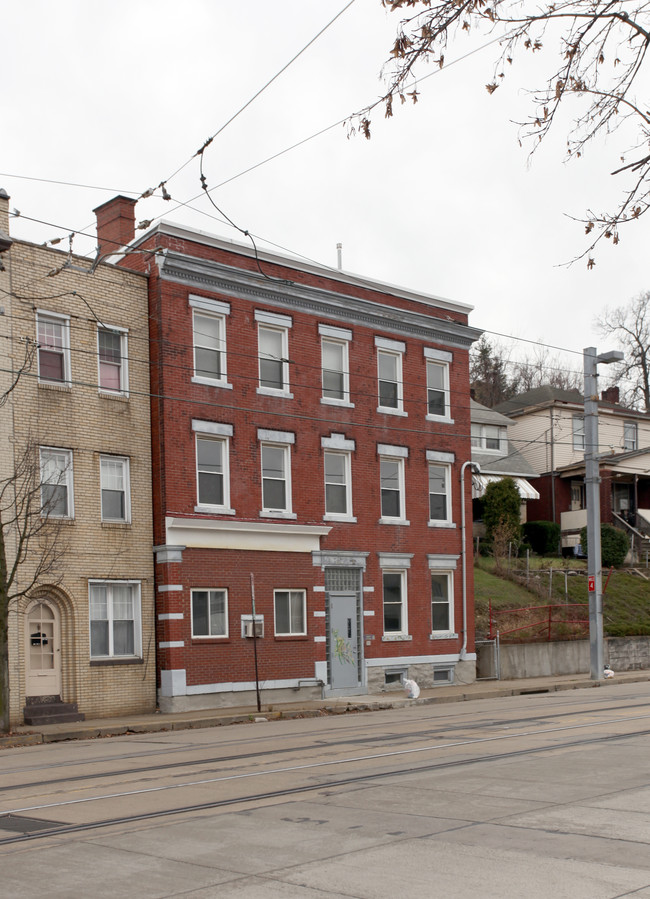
[3,712,649,819]
[3,695,649,791]
[1,724,648,848]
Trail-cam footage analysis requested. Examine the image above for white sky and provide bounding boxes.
[3,0,647,382]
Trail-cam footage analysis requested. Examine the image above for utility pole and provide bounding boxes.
[584,347,623,681]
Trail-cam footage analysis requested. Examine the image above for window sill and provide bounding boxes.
[379,518,410,526]
[323,514,357,523]
[90,657,143,666]
[256,387,294,399]
[426,414,454,424]
[191,637,230,644]
[259,511,297,520]
[429,632,458,640]
[38,381,71,392]
[274,634,308,641]
[376,406,407,417]
[428,521,456,529]
[194,506,236,515]
[191,376,233,390]
[382,634,413,642]
[321,398,354,408]
[101,521,131,528]
[99,390,129,402]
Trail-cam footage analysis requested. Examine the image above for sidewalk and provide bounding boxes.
[3,669,650,750]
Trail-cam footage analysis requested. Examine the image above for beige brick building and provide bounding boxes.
[0,191,155,726]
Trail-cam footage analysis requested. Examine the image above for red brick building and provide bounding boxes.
[96,197,482,710]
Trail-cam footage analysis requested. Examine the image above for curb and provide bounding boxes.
[2,672,649,749]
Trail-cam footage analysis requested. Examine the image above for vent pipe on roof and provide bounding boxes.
[336,242,342,271]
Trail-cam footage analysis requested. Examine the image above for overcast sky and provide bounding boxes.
[3,0,647,382]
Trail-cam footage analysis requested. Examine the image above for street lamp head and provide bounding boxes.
[596,350,624,365]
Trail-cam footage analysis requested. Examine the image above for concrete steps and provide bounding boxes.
[23,696,84,726]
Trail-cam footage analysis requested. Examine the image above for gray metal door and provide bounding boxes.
[328,593,360,691]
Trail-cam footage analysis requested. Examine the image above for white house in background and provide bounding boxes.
[470,399,539,537]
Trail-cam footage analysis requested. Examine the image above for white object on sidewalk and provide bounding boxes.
[403,678,420,699]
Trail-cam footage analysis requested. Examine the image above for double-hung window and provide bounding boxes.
[40,447,74,518]
[98,326,128,394]
[428,464,450,523]
[89,580,141,658]
[320,325,352,405]
[274,590,306,636]
[424,348,452,420]
[572,415,585,451]
[376,337,405,413]
[37,311,70,385]
[256,310,292,396]
[193,421,233,512]
[426,451,454,526]
[322,434,355,521]
[624,421,638,451]
[431,573,453,634]
[190,296,231,388]
[382,571,407,635]
[471,424,507,453]
[100,455,130,522]
[259,429,295,517]
[324,451,351,517]
[191,589,228,638]
[378,444,408,523]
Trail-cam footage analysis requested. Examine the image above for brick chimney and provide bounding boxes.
[0,188,12,257]
[94,195,137,257]
[601,386,620,404]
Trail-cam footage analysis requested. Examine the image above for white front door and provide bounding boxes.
[25,600,61,698]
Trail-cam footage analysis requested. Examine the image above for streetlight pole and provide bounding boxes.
[584,347,623,681]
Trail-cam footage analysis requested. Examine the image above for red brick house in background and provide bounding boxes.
[96,196,482,710]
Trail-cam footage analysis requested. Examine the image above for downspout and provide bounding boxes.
[460,460,480,660]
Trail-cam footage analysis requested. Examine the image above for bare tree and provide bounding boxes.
[511,343,583,393]
[353,1,650,263]
[0,443,67,733]
[597,290,650,410]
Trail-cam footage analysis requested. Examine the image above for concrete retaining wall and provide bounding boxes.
[477,635,650,679]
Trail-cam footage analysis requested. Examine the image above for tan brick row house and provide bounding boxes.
[0,190,156,726]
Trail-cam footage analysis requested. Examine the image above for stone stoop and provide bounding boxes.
[23,696,85,726]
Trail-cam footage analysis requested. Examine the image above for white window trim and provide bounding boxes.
[190,588,229,639]
[323,450,355,522]
[425,357,452,423]
[376,346,405,415]
[624,421,638,451]
[36,310,71,386]
[97,324,129,396]
[430,570,455,637]
[260,442,295,518]
[273,589,307,636]
[573,414,585,451]
[382,569,409,638]
[428,461,453,527]
[195,433,234,514]
[257,321,292,398]
[191,308,232,390]
[88,579,142,659]
[100,454,131,523]
[471,424,507,454]
[320,335,352,407]
[39,446,74,519]
[379,455,409,525]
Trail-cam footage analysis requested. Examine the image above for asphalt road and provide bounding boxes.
[2,682,650,898]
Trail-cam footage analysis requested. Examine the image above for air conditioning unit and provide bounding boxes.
[243,619,264,638]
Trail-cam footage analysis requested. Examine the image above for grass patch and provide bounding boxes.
[474,559,650,640]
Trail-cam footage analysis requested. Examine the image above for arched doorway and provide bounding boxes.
[25,600,61,698]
